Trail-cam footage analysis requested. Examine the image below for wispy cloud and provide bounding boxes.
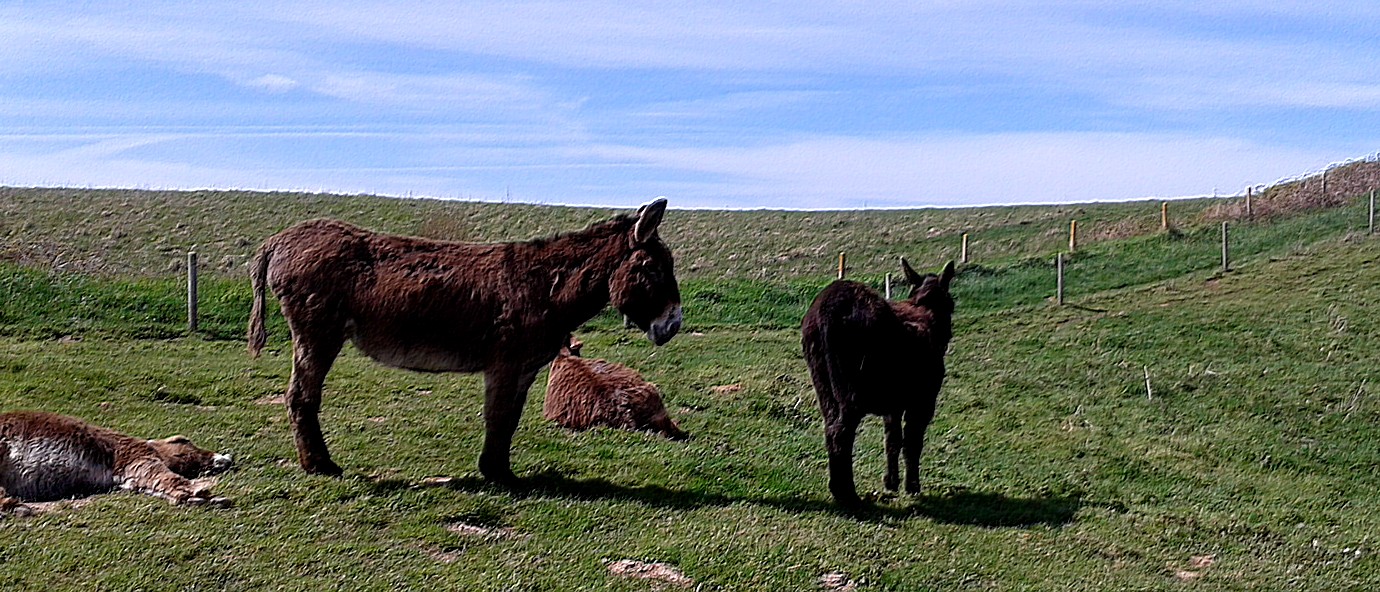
[0,128,1351,209]
[308,71,559,114]
[0,2,1374,208]
[244,74,300,93]
[588,132,1349,207]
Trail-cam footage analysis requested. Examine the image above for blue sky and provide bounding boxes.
[2,2,1377,209]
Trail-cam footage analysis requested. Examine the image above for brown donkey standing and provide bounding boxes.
[248,199,682,483]
[801,259,955,506]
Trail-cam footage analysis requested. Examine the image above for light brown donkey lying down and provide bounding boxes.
[544,336,688,440]
[0,411,233,514]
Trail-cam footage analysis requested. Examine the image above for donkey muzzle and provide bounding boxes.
[647,304,682,346]
[210,453,234,473]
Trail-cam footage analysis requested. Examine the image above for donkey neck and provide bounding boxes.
[516,224,631,327]
[890,301,953,352]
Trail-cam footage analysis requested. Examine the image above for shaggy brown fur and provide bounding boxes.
[0,411,232,512]
[544,336,688,440]
[801,260,955,506]
[248,199,682,483]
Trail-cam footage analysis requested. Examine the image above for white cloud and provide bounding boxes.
[0,2,1375,209]
[5,2,1375,111]
[632,90,838,121]
[245,74,300,93]
[590,132,1348,208]
[308,71,555,113]
[0,128,1354,209]
[1137,80,1380,111]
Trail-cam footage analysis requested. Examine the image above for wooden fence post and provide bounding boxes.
[885,273,892,299]
[1056,252,1065,306]
[1161,202,1169,231]
[1246,187,1253,218]
[187,250,199,333]
[1220,222,1230,273]
[961,232,969,264]
[1321,170,1328,195]
[1369,190,1375,234]
[1069,220,1078,252]
[837,252,846,280]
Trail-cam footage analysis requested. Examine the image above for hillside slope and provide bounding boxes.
[0,226,1375,590]
[931,231,1380,587]
[3,159,1376,283]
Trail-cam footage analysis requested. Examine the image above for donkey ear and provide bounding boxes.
[938,260,955,290]
[900,257,925,286]
[633,197,668,244]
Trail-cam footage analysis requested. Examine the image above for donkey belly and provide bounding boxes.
[352,337,488,373]
[0,437,116,501]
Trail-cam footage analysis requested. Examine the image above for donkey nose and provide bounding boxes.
[648,305,682,346]
[212,453,234,472]
[650,324,677,346]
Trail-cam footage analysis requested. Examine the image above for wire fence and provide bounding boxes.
[832,159,1379,310]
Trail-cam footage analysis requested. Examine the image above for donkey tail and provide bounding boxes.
[247,243,272,357]
[804,319,855,414]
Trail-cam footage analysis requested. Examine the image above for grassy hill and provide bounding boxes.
[0,163,1377,590]
[3,158,1376,283]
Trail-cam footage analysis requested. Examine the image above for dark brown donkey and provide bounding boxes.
[248,199,682,483]
[801,259,955,506]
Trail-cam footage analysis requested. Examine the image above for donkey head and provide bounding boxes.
[149,435,234,478]
[901,259,956,317]
[560,334,584,357]
[610,198,683,346]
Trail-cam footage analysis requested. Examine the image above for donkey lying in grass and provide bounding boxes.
[544,335,688,440]
[249,199,682,483]
[0,411,232,513]
[801,260,955,506]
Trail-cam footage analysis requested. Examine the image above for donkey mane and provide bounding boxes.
[523,213,638,249]
[509,216,641,280]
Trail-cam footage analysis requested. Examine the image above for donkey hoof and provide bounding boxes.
[833,495,864,509]
[1,502,35,517]
[480,466,520,487]
[830,489,863,508]
[883,476,900,492]
[303,459,344,477]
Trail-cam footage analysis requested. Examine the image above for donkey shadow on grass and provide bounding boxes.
[373,471,1083,528]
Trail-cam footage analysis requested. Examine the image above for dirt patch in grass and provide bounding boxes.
[819,571,857,591]
[445,521,523,541]
[1168,552,1218,581]
[419,546,463,564]
[710,383,743,395]
[607,559,693,588]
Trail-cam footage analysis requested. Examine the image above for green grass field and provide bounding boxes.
[1,176,1378,590]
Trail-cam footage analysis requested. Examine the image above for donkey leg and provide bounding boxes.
[286,334,345,476]
[0,487,33,517]
[903,399,938,494]
[0,463,31,515]
[824,412,862,506]
[883,413,903,491]
[118,458,200,504]
[478,367,540,485]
